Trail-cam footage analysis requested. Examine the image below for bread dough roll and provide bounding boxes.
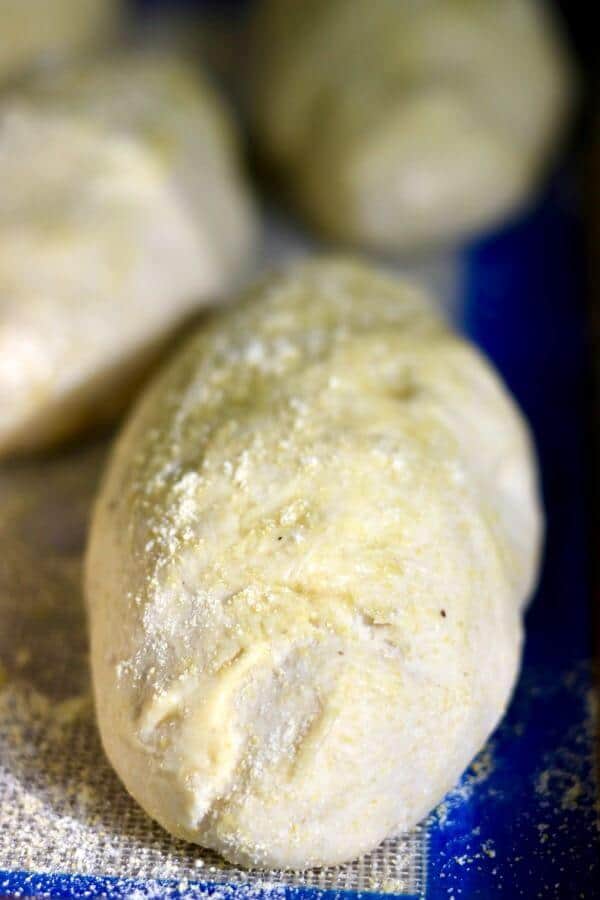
[249,0,573,251]
[0,0,120,85]
[0,52,256,457]
[86,258,542,869]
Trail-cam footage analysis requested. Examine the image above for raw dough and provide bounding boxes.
[249,0,574,251]
[0,51,256,457]
[86,258,542,869]
[0,0,120,85]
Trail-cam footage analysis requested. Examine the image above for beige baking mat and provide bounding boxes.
[0,439,427,896]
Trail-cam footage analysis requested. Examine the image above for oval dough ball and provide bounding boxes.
[0,0,120,85]
[249,0,574,251]
[0,52,256,457]
[86,258,542,869]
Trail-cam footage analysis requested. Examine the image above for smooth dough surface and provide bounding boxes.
[86,258,542,869]
[249,0,573,251]
[0,0,120,85]
[0,52,256,457]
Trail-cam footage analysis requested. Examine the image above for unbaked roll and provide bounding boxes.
[0,0,120,86]
[0,51,256,457]
[249,0,574,251]
[86,258,542,869]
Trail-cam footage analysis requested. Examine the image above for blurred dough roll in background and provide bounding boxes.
[87,259,542,869]
[249,0,574,251]
[0,52,256,458]
[0,0,121,85]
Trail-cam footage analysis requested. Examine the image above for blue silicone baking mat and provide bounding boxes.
[1,3,598,897]
[1,174,597,900]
